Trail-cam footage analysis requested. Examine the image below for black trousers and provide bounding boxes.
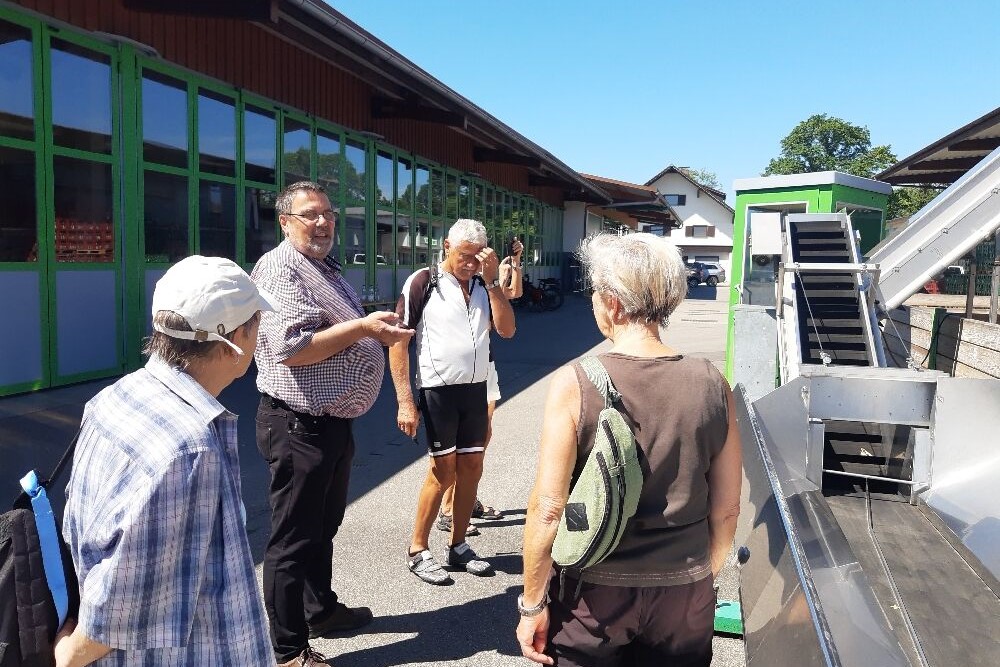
[256,395,355,661]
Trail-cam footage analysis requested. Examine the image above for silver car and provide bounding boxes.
[699,262,726,286]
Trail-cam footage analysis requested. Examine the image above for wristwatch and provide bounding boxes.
[517,592,549,617]
[487,278,501,289]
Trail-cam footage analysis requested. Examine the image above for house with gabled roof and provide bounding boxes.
[645,165,735,283]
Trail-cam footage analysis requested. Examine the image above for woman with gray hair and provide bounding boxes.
[516,232,742,666]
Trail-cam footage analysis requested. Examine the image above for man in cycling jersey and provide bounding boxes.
[389,219,516,585]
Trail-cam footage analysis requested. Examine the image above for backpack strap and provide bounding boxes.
[19,470,70,628]
[12,428,80,629]
[579,356,621,409]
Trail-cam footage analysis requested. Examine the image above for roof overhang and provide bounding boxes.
[580,173,681,228]
[734,171,893,195]
[264,1,611,204]
[878,106,1000,186]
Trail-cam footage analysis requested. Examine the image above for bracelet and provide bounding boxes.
[517,592,549,617]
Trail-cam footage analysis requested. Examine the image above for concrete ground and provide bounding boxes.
[0,283,743,667]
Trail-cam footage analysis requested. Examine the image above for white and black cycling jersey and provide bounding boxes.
[395,265,491,389]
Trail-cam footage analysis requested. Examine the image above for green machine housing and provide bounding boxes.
[723,171,891,381]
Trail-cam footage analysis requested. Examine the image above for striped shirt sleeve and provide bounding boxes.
[77,450,222,650]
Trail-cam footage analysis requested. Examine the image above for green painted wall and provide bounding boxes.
[724,182,888,381]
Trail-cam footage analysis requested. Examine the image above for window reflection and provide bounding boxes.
[430,169,444,217]
[53,156,113,263]
[51,40,112,153]
[244,107,276,184]
[430,222,444,264]
[474,183,485,222]
[415,166,430,215]
[144,171,188,263]
[446,174,458,219]
[245,187,277,264]
[198,90,236,176]
[375,151,395,267]
[397,158,413,267]
[142,70,188,168]
[199,182,236,259]
[0,146,36,262]
[283,117,311,186]
[0,21,34,140]
[343,137,368,269]
[459,179,470,219]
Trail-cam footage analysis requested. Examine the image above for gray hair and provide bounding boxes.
[144,310,260,370]
[578,232,687,326]
[276,181,326,215]
[448,219,488,246]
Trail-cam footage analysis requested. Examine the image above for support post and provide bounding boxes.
[990,230,999,325]
[964,256,978,319]
[928,307,946,371]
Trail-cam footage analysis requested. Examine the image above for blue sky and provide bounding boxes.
[330,0,999,200]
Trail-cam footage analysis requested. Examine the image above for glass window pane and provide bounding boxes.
[459,179,470,219]
[344,206,366,266]
[430,221,444,264]
[375,151,395,267]
[142,70,188,168]
[245,187,277,264]
[199,181,236,259]
[51,40,111,153]
[474,183,485,222]
[397,157,413,266]
[244,105,276,184]
[143,171,188,263]
[0,146,36,261]
[0,21,34,140]
[446,174,458,219]
[430,168,444,217]
[316,130,341,194]
[53,156,113,263]
[198,90,235,176]
[344,138,366,204]
[282,117,311,186]
[414,166,430,215]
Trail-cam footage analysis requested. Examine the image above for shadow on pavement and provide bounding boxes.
[331,587,524,667]
[1,293,604,567]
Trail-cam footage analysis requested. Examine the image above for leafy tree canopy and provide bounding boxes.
[887,185,942,220]
[763,114,896,178]
[680,167,722,190]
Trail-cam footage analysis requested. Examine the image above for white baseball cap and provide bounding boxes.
[151,256,279,356]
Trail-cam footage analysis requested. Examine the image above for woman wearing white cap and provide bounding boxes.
[56,256,279,667]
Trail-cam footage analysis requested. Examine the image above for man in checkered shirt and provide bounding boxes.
[58,256,278,667]
[251,181,412,667]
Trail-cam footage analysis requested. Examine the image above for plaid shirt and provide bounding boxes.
[251,240,385,417]
[63,360,271,667]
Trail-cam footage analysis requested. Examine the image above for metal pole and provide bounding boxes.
[965,256,978,319]
[990,230,999,325]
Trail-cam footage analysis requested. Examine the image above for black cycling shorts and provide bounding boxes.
[418,382,488,457]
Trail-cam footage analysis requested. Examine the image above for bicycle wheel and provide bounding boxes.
[542,288,563,311]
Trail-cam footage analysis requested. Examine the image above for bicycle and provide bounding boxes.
[512,275,563,311]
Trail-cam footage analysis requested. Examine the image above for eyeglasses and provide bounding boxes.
[285,209,337,224]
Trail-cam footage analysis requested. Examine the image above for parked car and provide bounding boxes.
[699,262,726,286]
[686,262,706,288]
[352,253,388,265]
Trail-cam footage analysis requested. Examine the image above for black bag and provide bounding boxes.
[0,433,80,667]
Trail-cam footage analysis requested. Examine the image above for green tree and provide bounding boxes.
[763,114,896,178]
[887,185,942,220]
[680,167,722,190]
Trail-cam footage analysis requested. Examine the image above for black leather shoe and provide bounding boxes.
[308,602,374,638]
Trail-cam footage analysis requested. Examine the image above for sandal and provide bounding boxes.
[436,512,480,536]
[472,499,504,520]
[408,549,453,585]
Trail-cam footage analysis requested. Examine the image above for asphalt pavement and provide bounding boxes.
[0,283,744,667]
